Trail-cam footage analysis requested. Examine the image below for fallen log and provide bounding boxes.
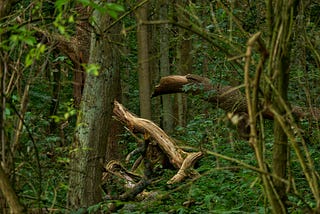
[152,74,248,114]
[112,101,203,184]
[152,74,320,121]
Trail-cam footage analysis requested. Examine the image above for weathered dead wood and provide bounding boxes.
[153,74,320,121]
[113,101,203,184]
[103,160,142,188]
[113,101,185,168]
[153,74,248,114]
[167,152,203,184]
[102,160,150,206]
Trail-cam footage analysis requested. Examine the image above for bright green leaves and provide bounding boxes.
[50,99,77,123]
[82,63,100,76]
[77,0,124,19]
[54,0,75,35]
[25,43,46,68]
[53,0,124,35]
[55,0,69,11]
[2,25,46,67]
[105,3,125,19]
[9,27,36,46]
[53,13,67,35]
[0,26,36,50]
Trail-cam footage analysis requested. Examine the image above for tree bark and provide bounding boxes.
[175,1,193,127]
[0,1,21,212]
[0,165,24,214]
[73,5,91,107]
[67,1,121,209]
[159,0,174,132]
[136,1,152,119]
[269,1,296,212]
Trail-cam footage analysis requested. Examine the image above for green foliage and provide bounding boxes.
[77,0,124,18]
[50,99,77,123]
[82,63,100,76]
[25,43,46,67]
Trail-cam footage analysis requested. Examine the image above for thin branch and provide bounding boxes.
[103,0,150,34]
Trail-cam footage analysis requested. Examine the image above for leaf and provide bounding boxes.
[83,63,100,76]
[106,3,124,19]
[107,10,118,19]
[37,44,46,54]
[25,53,33,67]
[68,15,74,23]
[50,115,61,123]
[106,3,125,12]
[64,112,70,119]
[24,37,36,46]
[58,25,66,34]
[9,34,18,42]
[55,0,69,11]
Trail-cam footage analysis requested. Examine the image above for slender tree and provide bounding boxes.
[159,0,174,132]
[0,1,21,212]
[136,0,152,119]
[267,1,297,212]
[0,165,24,213]
[175,1,192,127]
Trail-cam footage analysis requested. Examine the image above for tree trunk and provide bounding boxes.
[136,1,151,119]
[148,0,161,124]
[175,1,192,127]
[67,1,121,209]
[106,81,123,162]
[272,56,289,211]
[73,5,91,107]
[268,1,298,212]
[0,1,22,212]
[159,0,174,132]
[0,165,25,214]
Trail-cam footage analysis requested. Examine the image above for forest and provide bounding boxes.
[0,0,320,213]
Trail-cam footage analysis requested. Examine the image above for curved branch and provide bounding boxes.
[113,101,203,184]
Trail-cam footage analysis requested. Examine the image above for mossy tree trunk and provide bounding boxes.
[67,1,121,209]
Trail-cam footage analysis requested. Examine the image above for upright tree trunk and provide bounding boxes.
[176,24,192,126]
[159,0,174,132]
[0,165,24,213]
[267,0,298,212]
[0,1,24,213]
[136,1,151,119]
[73,5,91,108]
[0,0,12,175]
[148,0,161,124]
[67,2,121,209]
[272,55,290,209]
